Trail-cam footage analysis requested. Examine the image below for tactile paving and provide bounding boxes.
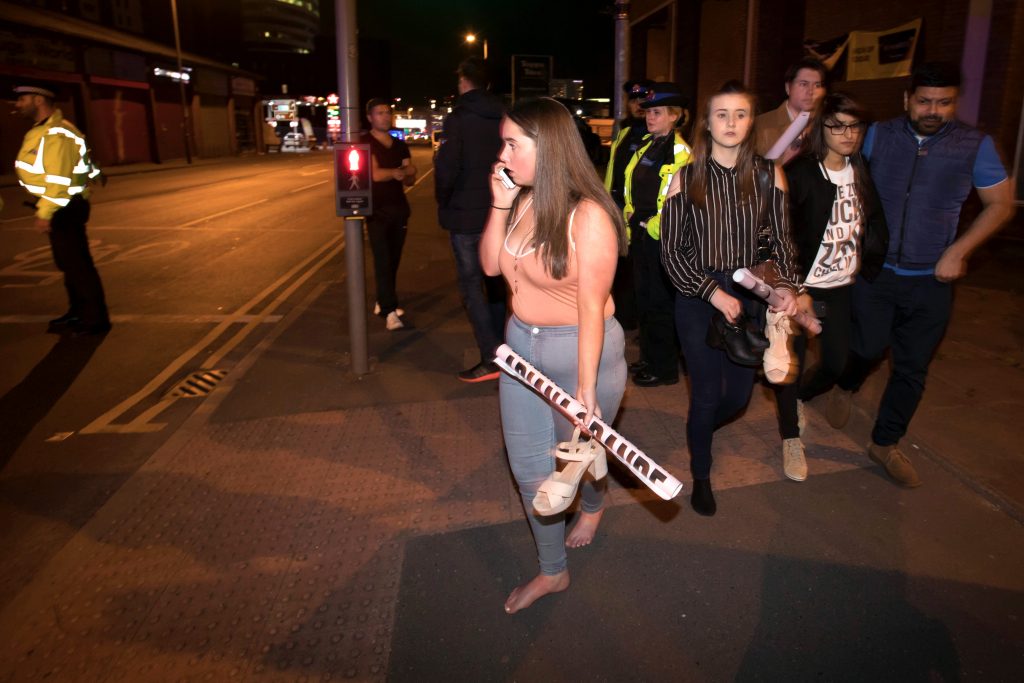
[0,380,869,681]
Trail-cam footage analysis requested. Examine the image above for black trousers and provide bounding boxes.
[675,276,763,479]
[366,208,408,316]
[611,253,637,330]
[837,269,952,446]
[632,229,679,379]
[48,197,109,326]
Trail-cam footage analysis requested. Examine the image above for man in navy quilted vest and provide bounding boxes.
[826,62,1015,487]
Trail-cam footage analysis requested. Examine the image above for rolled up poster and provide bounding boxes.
[732,268,822,335]
[764,111,810,161]
[494,344,683,501]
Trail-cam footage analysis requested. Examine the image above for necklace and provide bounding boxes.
[507,196,535,295]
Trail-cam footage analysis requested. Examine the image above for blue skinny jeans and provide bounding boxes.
[499,314,627,575]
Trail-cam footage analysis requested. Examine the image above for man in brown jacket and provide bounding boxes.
[755,58,827,164]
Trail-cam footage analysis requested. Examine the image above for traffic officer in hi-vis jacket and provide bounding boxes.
[14,83,110,336]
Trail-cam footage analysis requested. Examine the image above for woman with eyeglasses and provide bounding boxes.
[660,81,798,516]
[772,92,889,478]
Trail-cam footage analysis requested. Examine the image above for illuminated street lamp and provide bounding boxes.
[465,32,488,60]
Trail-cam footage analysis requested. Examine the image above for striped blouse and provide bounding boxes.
[660,156,798,302]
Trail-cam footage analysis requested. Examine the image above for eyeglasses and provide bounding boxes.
[825,121,865,135]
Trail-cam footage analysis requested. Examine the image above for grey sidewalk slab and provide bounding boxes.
[390,468,1024,681]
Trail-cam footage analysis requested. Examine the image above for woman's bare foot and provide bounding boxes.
[504,571,570,614]
[565,508,604,548]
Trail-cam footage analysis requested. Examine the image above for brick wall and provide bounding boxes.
[694,0,748,108]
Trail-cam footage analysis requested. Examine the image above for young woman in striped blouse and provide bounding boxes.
[660,81,799,516]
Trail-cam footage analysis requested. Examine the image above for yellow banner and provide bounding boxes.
[847,19,922,81]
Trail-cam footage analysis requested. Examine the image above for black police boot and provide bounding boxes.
[744,316,769,351]
[706,312,762,367]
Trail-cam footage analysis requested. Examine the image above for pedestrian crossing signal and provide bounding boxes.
[335,144,372,217]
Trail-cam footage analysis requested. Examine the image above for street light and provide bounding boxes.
[464,32,488,60]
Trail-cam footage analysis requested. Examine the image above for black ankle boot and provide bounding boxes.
[744,316,769,351]
[707,312,762,367]
[691,479,717,516]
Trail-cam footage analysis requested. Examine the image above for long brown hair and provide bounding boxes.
[687,80,758,208]
[506,98,627,279]
[800,91,871,206]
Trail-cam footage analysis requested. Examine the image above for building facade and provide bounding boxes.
[0,0,265,169]
[625,0,1023,203]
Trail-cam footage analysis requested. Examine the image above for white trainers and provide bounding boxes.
[385,311,405,330]
[783,438,807,481]
[374,302,405,317]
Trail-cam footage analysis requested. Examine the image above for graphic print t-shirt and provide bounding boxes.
[804,162,861,288]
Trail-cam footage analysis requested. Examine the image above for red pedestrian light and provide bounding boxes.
[335,144,372,217]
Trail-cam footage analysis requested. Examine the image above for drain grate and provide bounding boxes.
[167,369,228,398]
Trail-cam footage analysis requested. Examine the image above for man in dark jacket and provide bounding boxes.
[830,62,1015,488]
[435,58,507,382]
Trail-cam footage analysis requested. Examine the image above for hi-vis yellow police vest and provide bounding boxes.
[622,131,691,240]
[15,110,101,220]
[603,125,633,192]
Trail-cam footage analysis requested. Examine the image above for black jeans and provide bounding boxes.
[773,284,852,439]
[449,232,506,362]
[48,196,109,326]
[675,276,763,479]
[366,209,408,316]
[837,268,952,446]
[632,229,679,379]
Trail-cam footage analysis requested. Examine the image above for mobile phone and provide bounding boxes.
[497,167,516,190]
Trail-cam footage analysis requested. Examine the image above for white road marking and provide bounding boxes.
[289,179,330,194]
[299,168,329,176]
[179,199,269,227]
[80,233,343,434]
[406,167,433,193]
[201,238,341,368]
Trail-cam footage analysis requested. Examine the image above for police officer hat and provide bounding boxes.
[624,79,655,100]
[13,84,56,100]
[640,82,688,109]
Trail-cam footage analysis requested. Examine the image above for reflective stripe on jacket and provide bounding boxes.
[603,126,632,191]
[15,110,101,220]
[622,130,691,240]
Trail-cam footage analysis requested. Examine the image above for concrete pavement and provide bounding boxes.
[0,163,1022,680]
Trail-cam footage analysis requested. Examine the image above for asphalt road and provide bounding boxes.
[0,147,435,608]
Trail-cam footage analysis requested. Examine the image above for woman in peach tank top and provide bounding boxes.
[479,98,628,614]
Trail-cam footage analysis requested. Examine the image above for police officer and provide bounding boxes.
[605,79,654,332]
[14,84,110,336]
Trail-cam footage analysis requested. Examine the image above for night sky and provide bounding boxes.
[331,0,618,103]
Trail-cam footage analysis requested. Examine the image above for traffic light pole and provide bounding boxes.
[336,0,368,376]
[344,217,368,375]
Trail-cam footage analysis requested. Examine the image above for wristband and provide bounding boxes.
[491,204,512,210]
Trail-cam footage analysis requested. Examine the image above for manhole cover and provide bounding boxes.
[167,369,228,398]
